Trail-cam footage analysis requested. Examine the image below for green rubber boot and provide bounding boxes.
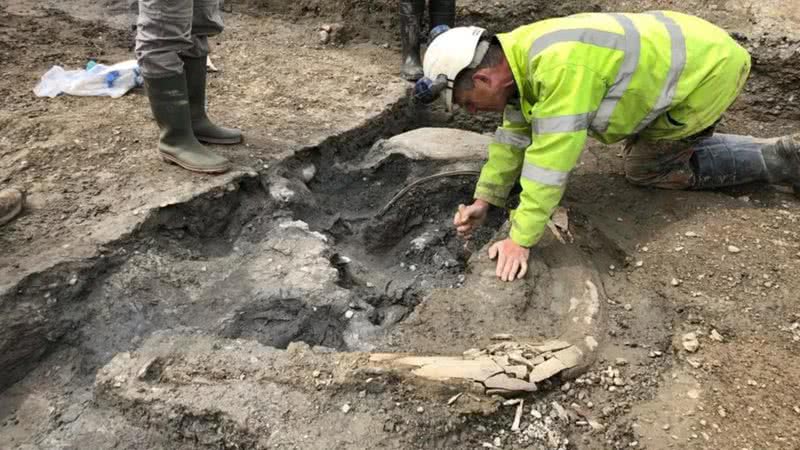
[182,56,243,145]
[144,74,231,173]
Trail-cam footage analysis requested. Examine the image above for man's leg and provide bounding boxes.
[399,0,425,81]
[429,0,456,28]
[136,0,230,173]
[181,0,242,145]
[623,133,701,190]
[625,131,800,192]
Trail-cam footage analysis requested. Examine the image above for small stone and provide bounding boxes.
[710,329,724,342]
[318,30,330,44]
[747,379,757,386]
[561,382,572,392]
[718,407,727,418]
[649,350,663,358]
[602,406,614,416]
[635,260,644,268]
[417,406,424,413]
[494,437,502,447]
[624,304,633,311]
[663,424,671,431]
[366,282,375,288]
[685,231,699,237]
[341,403,351,413]
[613,377,625,386]
[615,358,629,366]
[671,278,681,286]
[344,310,354,319]
[687,389,700,399]
[531,409,542,419]
[727,245,741,254]
[301,164,317,182]
[686,358,702,369]
[409,265,417,272]
[682,332,700,353]
[68,276,78,286]
[312,370,321,378]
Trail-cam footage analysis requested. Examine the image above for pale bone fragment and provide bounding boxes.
[502,365,529,380]
[512,400,525,431]
[409,357,504,382]
[447,393,463,405]
[507,351,537,370]
[483,373,537,392]
[531,340,572,354]
[528,357,568,383]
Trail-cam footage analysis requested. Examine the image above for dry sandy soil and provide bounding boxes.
[1,0,799,449]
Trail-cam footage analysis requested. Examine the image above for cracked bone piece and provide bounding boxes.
[463,348,485,359]
[507,351,536,370]
[408,357,504,382]
[502,365,529,379]
[552,346,584,368]
[483,373,537,393]
[528,356,568,383]
[531,340,572,354]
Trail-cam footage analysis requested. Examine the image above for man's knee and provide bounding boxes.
[623,140,695,190]
[193,0,225,37]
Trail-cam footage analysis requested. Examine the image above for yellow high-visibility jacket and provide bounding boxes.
[475,11,751,247]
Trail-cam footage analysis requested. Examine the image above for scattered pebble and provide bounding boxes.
[685,231,699,237]
[727,245,741,254]
[341,403,351,414]
[344,310,354,319]
[624,304,633,311]
[682,332,700,353]
[710,329,724,342]
[615,358,628,366]
[663,424,671,431]
[671,278,681,286]
[634,260,644,268]
[312,370,321,378]
[417,406,424,413]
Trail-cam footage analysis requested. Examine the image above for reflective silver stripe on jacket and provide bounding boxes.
[494,128,531,149]
[528,28,626,59]
[632,11,687,134]
[591,13,640,133]
[532,112,594,134]
[521,162,569,187]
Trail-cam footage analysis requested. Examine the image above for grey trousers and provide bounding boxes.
[134,0,224,78]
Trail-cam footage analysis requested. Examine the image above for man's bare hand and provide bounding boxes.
[488,238,530,282]
[453,200,490,239]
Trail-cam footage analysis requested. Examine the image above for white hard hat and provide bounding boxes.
[421,26,490,111]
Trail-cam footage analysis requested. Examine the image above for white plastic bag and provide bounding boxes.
[33,60,143,98]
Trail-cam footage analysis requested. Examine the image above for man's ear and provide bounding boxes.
[473,71,492,88]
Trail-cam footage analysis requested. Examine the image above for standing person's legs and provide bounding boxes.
[429,0,455,29]
[135,0,230,173]
[399,0,425,81]
[182,0,242,145]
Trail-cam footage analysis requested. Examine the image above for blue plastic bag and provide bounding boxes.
[33,60,143,98]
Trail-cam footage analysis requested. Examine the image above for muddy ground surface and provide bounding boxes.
[1,0,800,449]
